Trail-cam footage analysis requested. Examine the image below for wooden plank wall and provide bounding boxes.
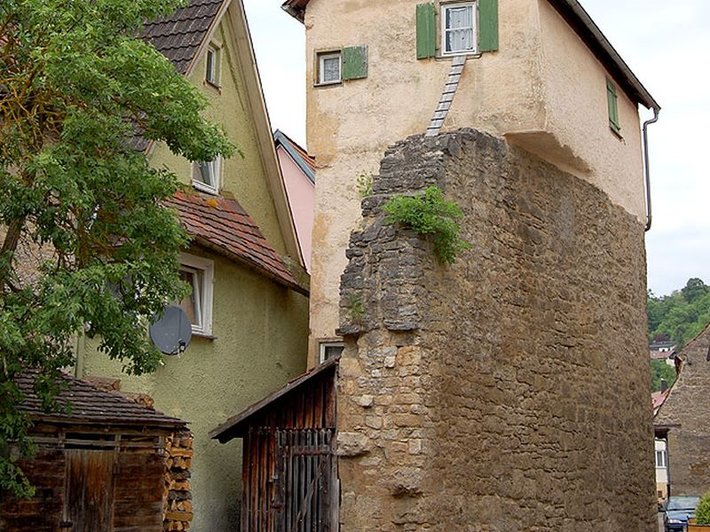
[240,366,337,532]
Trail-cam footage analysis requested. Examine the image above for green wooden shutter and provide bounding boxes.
[478,0,499,53]
[342,46,368,80]
[416,3,436,59]
[607,80,620,132]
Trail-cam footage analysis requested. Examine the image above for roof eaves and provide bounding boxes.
[548,0,660,111]
[274,130,316,184]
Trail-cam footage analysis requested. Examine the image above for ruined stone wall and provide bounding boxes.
[337,129,655,531]
[655,325,710,497]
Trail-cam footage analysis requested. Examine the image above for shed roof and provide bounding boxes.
[17,370,185,430]
[209,356,339,442]
[167,191,307,295]
[281,0,659,112]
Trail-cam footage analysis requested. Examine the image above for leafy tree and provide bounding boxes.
[650,359,675,392]
[0,0,233,496]
[647,278,710,348]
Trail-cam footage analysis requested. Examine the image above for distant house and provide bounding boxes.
[655,323,710,498]
[0,371,189,532]
[76,1,310,529]
[274,130,316,273]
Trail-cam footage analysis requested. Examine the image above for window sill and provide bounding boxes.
[192,330,216,341]
[314,80,342,88]
[192,181,219,195]
[609,124,623,140]
[204,80,222,93]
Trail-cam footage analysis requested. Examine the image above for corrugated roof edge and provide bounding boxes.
[281,0,660,111]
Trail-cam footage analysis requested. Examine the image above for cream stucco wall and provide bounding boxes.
[303,0,648,363]
[77,13,310,531]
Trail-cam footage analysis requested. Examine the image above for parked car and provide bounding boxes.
[664,496,700,531]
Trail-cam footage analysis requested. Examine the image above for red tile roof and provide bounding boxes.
[652,388,671,417]
[16,370,185,429]
[167,191,304,293]
[141,0,225,74]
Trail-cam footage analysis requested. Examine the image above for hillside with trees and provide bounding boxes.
[648,278,710,391]
[648,278,710,348]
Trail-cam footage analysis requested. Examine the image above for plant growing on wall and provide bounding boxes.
[383,186,470,265]
[695,493,710,525]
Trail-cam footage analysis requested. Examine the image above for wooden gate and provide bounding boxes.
[274,429,337,532]
[63,449,116,531]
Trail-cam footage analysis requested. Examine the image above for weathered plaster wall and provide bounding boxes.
[655,325,710,497]
[80,249,309,531]
[532,0,645,218]
[303,0,648,360]
[337,129,655,531]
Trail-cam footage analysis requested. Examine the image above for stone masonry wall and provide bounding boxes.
[337,129,656,531]
[655,324,710,496]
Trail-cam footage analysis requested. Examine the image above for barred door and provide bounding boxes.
[274,429,337,532]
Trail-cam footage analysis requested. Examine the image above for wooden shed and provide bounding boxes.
[0,371,188,532]
[210,357,339,532]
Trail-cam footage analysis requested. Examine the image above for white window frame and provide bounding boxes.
[179,253,214,336]
[317,51,342,86]
[192,156,222,195]
[655,449,668,469]
[441,2,478,56]
[205,43,221,87]
[319,340,344,364]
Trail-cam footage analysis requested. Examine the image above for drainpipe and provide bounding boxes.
[642,108,660,232]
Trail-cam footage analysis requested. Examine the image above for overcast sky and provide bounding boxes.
[243,0,710,297]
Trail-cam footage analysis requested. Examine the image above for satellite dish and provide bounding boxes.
[149,306,192,356]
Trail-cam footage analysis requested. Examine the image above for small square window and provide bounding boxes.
[192,156,222,194]
[442,3,477,56]
[317,52,342,85]
[178,254,214,336]
[319,341,344,363]
[206,44,221,86]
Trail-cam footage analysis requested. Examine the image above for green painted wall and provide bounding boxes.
[149,19,288,256]
[77,16,309,532]
[81,250,308,530]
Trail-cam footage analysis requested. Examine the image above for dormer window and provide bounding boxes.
[192,156,222,195]
[442,3,476,55]
[205,44,221,87]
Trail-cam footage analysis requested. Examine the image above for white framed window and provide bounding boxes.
[655,449,668,468]
[317,51,342,85]
[192,156,222,195]
[319,341,344,364]
[178,253,214,336]
[205,44,221,86]
[441,2,477,56]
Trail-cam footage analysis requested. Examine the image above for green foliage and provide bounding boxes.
[383,186,470,265]
[695,492,710,524]
[647,278,710,348]
[356,172,373,198]
[650,359,676,392]
[345,292,364,322]
[0,0,233,496]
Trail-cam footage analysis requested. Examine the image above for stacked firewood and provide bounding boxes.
[163,430,194,531]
